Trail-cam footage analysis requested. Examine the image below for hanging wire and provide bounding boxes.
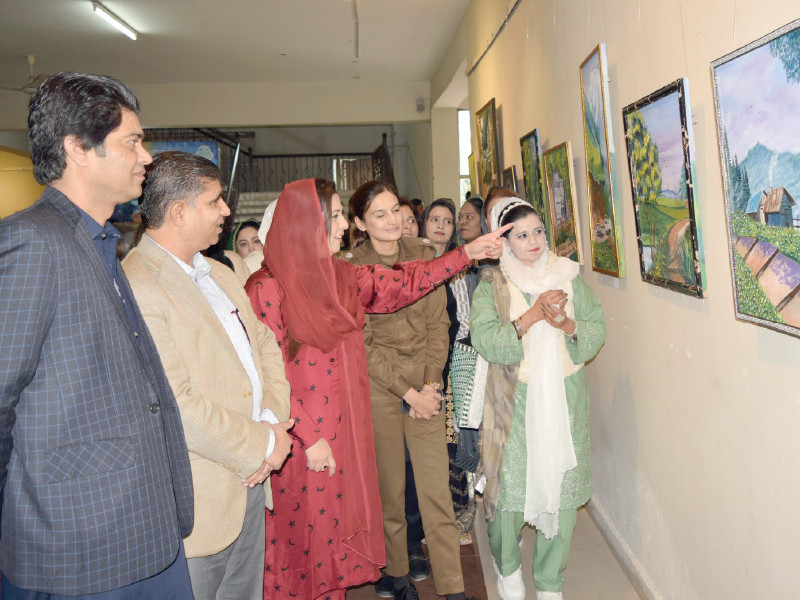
[467,0,524,77]
[677,0,690,79]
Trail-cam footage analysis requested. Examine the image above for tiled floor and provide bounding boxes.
[347,503,640,600]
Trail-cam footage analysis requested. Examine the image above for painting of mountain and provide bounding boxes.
[712,17,800,337]
[623,78,704,298]
[580,44,624,277]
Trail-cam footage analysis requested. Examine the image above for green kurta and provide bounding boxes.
[470,274,605,512]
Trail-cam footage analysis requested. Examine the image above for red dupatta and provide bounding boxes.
[262,179,383,565]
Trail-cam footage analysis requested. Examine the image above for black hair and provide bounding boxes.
[28,72,140,184]
[420,198,457,251]
[499,203,539,239]
[140,151,220,229]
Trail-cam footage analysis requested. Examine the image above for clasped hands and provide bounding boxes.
[404,384,443,420]
[242,418,295,488]
[519,289,576,335]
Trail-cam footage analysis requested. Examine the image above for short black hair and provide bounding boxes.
[28,72,140,185]
[140,151,220,229]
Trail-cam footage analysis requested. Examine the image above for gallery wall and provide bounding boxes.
[442,0,800,598]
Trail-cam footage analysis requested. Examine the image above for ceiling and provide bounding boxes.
[0,0,470,91]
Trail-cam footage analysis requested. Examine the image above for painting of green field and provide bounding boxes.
[543,142,582,263]
[712,18,800,337]
[580,44,623,277]
[519,129,550,242]
[623,78,703,297]
[476,99,499,198]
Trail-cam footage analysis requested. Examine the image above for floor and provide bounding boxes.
[347,503,640,600]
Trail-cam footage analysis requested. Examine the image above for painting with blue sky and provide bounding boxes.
[580,44,624,277]
[712,18,800,336]
[623,78,704,297]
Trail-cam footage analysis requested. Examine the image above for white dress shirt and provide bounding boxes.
[149,236,277,457]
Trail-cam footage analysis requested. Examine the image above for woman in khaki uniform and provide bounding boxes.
[344,181,478,600]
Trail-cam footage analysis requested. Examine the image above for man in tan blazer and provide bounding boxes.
[122,151,293,600]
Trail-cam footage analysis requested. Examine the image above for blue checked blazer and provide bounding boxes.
[0,188,194,595]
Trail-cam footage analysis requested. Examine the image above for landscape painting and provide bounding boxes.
[520,128,550,242]
[580,44,624,277]
[712,18,800,336]
[543,142,582,263]
[476,99,500,197]
[623,78,704,297]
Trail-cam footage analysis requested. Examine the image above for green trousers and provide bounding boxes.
[487,508,577,593]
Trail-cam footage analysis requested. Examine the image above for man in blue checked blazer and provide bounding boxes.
[0,73,194,598]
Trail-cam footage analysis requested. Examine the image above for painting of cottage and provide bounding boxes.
[623,78,704,297]
[746,187,796,227]
[543,142,582,263]
[712,18,800,336]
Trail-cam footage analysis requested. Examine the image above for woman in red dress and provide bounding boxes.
[246,178,507,600]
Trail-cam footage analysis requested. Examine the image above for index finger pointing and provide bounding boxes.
[490,223,513,238]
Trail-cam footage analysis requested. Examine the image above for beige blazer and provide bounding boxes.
[122,235,290,558]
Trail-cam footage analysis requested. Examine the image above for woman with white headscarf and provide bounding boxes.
[470,198,605,600]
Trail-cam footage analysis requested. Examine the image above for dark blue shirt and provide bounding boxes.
[77,209,143,351]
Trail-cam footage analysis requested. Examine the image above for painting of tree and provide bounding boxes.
[519,129,549,241]
[712,17,800,336]
[623,78,704,297]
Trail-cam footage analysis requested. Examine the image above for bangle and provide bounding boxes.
[513,318,527,339]
[423,380,441,391]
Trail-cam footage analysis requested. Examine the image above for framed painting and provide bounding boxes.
[501,165,518,192]
[580,44,624,277]
[712,18,800,336]
[543,142,582,263]
[623,78,705,298]
[520,129,548,237]
[475,99,500,197]
[467,152,477,198]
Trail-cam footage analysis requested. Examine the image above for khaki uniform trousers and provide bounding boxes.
[370,370,464,596]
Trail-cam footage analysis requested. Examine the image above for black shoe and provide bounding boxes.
[375,573,394,598]
[394,583,420,600]
[408,551,431,581]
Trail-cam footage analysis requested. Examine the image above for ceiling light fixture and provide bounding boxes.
[92,1,138,40]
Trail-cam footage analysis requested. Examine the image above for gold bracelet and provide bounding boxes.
[423,380,441,391]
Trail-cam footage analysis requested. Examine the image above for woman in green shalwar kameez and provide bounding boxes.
[470,200,605,600]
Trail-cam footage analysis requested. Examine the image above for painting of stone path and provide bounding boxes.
[712,18,800,336]
[623,78,704,297]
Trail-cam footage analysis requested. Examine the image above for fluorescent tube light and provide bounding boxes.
[92,2,138,40]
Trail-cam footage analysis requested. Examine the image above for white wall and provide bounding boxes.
[394,121,433,202]
[234,125,393,155]
[431,107,461,203]
[443,0,800,598]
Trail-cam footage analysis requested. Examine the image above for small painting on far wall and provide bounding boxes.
[520,128,549,241]
[501,166,518,193]
[580,43,624,277]
[543,142,582,264]
[475,99,500,198]
[623,78,705,298]
[468,152,477,198]
[712,17,800,337]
